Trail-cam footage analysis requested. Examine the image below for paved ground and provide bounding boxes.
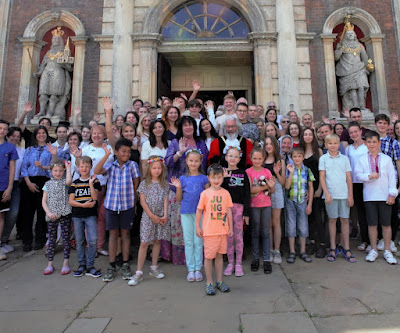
[1,239,400,333]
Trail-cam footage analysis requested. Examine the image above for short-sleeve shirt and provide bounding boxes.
[0,141,18,191]
[103,160,140,212]
[245,167,272,208]
[319,151,352,199]
[68,177,102,217]
[179,174,209,214]
[140,141,168,160]
[286,164,315,204]
[197,187,233,236]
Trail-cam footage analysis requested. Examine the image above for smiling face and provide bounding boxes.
[395,122,400,139]
[81,127,91,141]
[56,126,68,142]
[36,128,48,144]
[281,138,292,153]
[348,125,362,142]
[236,104,248,121]
[122,125,135,141]
[265,124,277,138]
[0,123,8,140]
[264,137,274,155]
[201,119,211,134]
[167,107,179,123]
[289,124,300,138]
[266,110,277,123]
[115,145,131,163]
[225,148,241,168]
[149,161,163,179]
[116,115,124,127]
[91,127,105,145]
[302,128,314,144]
[186,152,202,174]
[7,130,21,146]
[142,116,151,130]
[375,120,389,136]
[152,121,165,137]
[182,120,194,138]
[68,134,80,148]
[224,98,235,112]
[225,119,238,136]
[334,124,344,137]
[302,114,312,128]
[51,165,65,180]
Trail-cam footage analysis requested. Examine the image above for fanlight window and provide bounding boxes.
[162,1,249,40]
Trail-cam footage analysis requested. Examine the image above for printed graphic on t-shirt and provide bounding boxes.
[211,195,227,225]
[229,174,244,187]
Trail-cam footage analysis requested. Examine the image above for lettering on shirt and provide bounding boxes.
[210,195,224,221]
[229,174,244,186]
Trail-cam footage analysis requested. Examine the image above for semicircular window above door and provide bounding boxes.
[161,1,250,40]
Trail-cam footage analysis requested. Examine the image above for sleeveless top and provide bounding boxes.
[44,178,71,221]
[264,162,277,178]
[304,154,319,190]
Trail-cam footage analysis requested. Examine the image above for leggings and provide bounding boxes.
[250,206,271,261]
[47,215,71,262]
[227,203,244,264]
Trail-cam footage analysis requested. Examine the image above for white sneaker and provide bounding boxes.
[0,250,6,260]
[383,250,398,265]
[377,239,384,251]
[357,242,367,251]
[0,245,10,254]
[149,266,165,279]
[128,272,143,286]
[390,241,398,253]
[272,250,282,264]
[365,245,372,253]
[4,244,14,253]
[365,249,378,262]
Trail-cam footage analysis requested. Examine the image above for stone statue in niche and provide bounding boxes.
[335,16,374,110]
[33,27,74,121]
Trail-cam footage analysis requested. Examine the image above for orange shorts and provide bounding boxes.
[203,235,227,259]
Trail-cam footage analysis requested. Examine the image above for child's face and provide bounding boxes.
[325,139,339,152]
[251,152,265,168]
[208,172,224,187]
[52,165,65,179]
[291,152,304,166]
[78,162,91,177]
[150,161,163,178]
[0,123,8,139]
[225,149,240,167]
[116,145,131,163]
[264,138,274,154]
[366,137,380,153]
[186,153,202,173]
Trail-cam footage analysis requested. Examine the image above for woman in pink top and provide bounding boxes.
[245,147,276,274]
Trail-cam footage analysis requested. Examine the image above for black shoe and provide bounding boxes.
[16,234,23,240]
[350,227,358,240]
[263,261,272,274]
[306,243,317,255]
[23,244,32,252]
[34,243,44,250]
[315,245,327,258]
[250,259,259,271]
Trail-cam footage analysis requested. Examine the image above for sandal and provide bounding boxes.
[286,253,296,264]
[341,248,356,263]
[299,252,312,263]
[43,266,55,275]
[326,248,337,262]
[61,266,71,275]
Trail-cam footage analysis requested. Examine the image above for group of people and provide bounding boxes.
[0,86,399,295]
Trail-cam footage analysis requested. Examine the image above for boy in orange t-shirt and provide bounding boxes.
[196,164,233,296]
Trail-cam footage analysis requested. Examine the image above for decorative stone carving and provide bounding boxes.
[335,17,373,110]
[33,27,74,120]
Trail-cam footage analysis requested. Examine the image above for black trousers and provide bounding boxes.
[378,197,399,241]
[309,197,325,244]
[22,176,49,246]
[353,183,369,243]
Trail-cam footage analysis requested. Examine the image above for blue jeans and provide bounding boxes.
[250,206,271,261]
[285,199,309,238]
[73,216,98,268]
[3,182,20,243]
[181,214,203,272]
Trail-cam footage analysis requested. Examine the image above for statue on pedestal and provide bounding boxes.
[335,16,374,110]
[33,27,74,121]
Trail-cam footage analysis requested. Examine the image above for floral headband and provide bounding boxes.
[224,145,243,157]
[148,156,164,164]
[185,148,203,157]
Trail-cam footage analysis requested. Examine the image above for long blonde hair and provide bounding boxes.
[144,155,167,186]
[137,113,151,137]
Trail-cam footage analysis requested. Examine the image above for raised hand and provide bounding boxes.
[343,108,350,120]
[173,97,181,108]
[287,164,294,173]
[192,79,201,92]
[180,93,188,101]
[102,97,113,112]
[266,176,276,188]
[391,112,399,124]
[223,168,232,178]
[101,143,112,156]
[89,174,96,186]
[46,143,58,156]
[93,112,101,123]
[321,115,329,124]
[64,160,71,170]
[24,101,33,114]
[169,176,181,188]
[73,107,81,117]
[273,160,282,174]
[178,137,188,154]
[69,145,82,158]
[204,100,214,110]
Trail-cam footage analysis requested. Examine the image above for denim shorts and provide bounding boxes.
[105,207,134,230]
[285,198,309,238]
[325,199,350,219]
[271,182,284,209]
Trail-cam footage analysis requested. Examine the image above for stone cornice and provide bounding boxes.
[296,32,316,46]
[319,33,338,41]
[158,40,253,53]
[361,34,386,43]
[18,37,47,48]
[70,36,89,45]
[92,34,114,49]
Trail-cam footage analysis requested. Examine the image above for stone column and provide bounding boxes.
[362,34,389,115]
[276,0,300,114]
[16,38,46,123]
[133,33,161,105]
[320,33,340,118]
[249,32,277,106]
[70,36,88,124]
[0,0,11,115]
[111,0,134,115]
[392,0,400,74]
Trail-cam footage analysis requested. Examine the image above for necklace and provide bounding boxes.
[47,51,64,60]
[341,45,362,56]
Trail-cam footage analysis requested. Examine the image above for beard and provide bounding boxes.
[226,133,238,140]
[342,39,359,49]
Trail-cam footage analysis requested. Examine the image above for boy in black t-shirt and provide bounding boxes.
[68,156,102,278]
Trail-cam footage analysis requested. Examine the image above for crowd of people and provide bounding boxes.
[1,84,400,295]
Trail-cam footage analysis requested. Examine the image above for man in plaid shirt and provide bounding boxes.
[94,138,140,283]
[285,147,315,264]
[375,114,400,252]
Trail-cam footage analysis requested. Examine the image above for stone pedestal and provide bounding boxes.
[111,0,134,115]
[276,0,300,114]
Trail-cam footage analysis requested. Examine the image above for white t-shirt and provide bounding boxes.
[81,144,114,186]
[140,140,168,160]
[345,143,368,183]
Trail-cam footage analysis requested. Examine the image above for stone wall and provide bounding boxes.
[305,0,400,119]
[1,0,102,124]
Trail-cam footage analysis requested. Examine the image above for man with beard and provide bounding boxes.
[208,116,253,169]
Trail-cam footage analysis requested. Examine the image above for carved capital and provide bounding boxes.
[70,36,89,46]
[248,32,277,47]
[18,37,47,49]
[361,33,386,44]
[132,33,162,48]
[92,34,114,49]
[320,33,338,43]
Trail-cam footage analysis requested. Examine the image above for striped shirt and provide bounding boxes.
[286,164,315,204]
[103,160,140,212]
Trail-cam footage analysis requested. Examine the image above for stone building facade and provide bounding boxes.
[0,0,399,124]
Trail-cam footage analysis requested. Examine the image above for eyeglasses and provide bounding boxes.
[236,109,248,114]
[282,121,290,124]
